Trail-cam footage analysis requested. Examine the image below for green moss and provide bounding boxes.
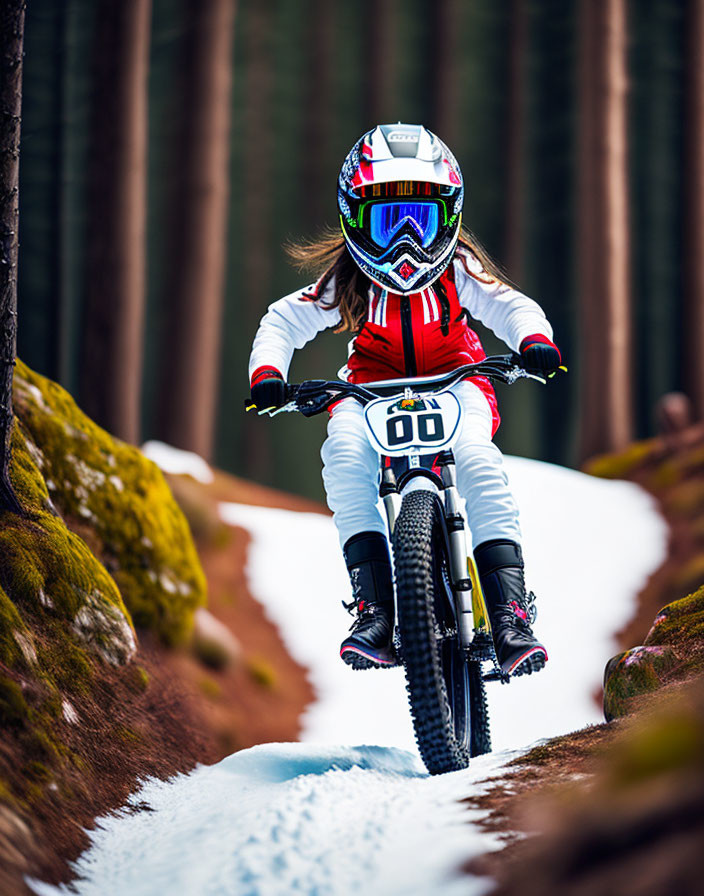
[607,694,704,789]
[114,725,142,744]
[664,480,704,518]
[0,676,29,726]
[246,656,277,689]
[646,458,684,490]
[584,440,658,480]
[127,665,150,694]
[645,588,704,648]
[0,778,15,805]
[198,676,222,699]
[13,360,206,645]
[0,585,29,667]
[38,635,94,695]
[23,761,52,784]
[193,638,230,671]
[0,421,136,672]
[603,646,680,721]
[20,726,62,762]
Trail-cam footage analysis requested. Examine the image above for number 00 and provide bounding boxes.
[385,412,445,446]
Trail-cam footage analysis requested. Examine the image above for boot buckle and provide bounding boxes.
[526,591,538,625]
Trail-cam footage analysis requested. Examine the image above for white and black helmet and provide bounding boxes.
[337,123,464,293]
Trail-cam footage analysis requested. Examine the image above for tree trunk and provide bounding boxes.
[158,0,235,460]
[0,0,25,514]
[577,0,633,460]
[504,0,528,281]
[684,0,704,420]
[242,0,274,480]
[301,0,334,229]
[81,0,151,444]
[362,0,396,125]
[428,0,460,146]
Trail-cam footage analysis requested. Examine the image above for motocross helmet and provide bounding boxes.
[337,123,464,294]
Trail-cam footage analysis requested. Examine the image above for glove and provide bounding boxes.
[519,334,562,374]
[250,366,286,410]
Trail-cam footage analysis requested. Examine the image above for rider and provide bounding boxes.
[248,123,561,678]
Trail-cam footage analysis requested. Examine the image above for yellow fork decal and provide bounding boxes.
[468,555,491,635]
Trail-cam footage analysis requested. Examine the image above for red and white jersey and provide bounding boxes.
[249,249,553,434]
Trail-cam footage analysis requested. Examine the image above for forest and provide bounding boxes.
[11,0,700,498]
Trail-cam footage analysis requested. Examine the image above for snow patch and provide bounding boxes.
[141,441,214,484]
[220,456,667,751]
[28,744,512,896]
[14,631,37,665]
[62,699,79,725]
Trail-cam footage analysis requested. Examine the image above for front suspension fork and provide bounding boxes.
[438,458,475,649]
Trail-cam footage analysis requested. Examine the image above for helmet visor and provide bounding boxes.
[368,201,440,249]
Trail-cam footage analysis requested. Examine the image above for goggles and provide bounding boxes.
[364,200,443,249]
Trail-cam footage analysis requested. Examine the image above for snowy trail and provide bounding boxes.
[31,456,667,896]
[32,745,514,896]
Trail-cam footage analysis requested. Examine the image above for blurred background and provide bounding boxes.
[16,0,698,500]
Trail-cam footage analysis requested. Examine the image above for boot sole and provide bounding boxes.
[507,646,548,678]
[340,644,399,670]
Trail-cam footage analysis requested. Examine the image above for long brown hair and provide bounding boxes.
[286,225,512,334]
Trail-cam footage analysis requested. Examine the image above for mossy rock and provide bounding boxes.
[0,676,29,727]
[603,645,680,721]
[13,360,206,645]
[0,359,208,809]
[0,585,31,667]
[645,587,704,652]
[0,423,135,667]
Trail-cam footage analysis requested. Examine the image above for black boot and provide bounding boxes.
[474,539,548,677]
[340,532,398,670]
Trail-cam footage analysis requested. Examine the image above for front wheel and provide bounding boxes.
[393,489,491,774]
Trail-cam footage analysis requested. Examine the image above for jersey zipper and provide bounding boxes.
[400,296,417,377]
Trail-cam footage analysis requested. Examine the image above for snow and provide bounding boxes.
[30,745,515,896]
[30,457,667,896]
[219,456,667,750]
[141,440,214,484]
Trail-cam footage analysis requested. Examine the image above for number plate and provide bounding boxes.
[363,392,463,456]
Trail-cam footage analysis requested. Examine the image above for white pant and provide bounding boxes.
[320,380,521,549]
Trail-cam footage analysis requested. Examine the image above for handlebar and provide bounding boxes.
[245,355,563,418]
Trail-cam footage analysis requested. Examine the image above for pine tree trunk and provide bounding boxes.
[158,0,235,460]
[81,0,151,444]
[428,0,460,146]
[505,0,527,281]
[684,0,704,420]
[301,0,333,229]
[0,0,25,515]
[362,0,396,125]
[242,0,274,480]
[577,0,633,459]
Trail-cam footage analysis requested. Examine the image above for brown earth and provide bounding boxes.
[462,427,704,896]
[4,469,324,895]
[469,680,704,896]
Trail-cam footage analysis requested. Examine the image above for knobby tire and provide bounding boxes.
[393,489,490,774]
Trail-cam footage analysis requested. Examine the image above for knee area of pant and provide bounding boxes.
[322,449,374,475]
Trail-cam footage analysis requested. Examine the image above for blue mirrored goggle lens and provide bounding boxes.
[368,202,440,249]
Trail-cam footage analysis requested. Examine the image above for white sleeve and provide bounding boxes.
[248,282,342,381]
[453,252,553,352]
